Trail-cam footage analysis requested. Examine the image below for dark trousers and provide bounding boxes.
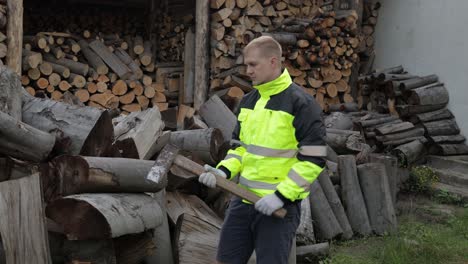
[216,197,301,264]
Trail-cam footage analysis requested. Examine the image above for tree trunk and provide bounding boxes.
[431,144,468,156]
[0,174,52,264]
[391,139,427,167]
[46,193,163,240]
[44,54,89,76]
[21,92,113,156]
[0,110,55,162]
[407,85,449,106]
[113,108,165,159]
[169,128,224,165]
[296,198,315,244]
[183,28,195,104]
[6,0,23,74]
[194,0,210,110]
[309,181,343,240]
[374,122,414,135]
[396,103,447,117]
[296,243,330,261]
[423,119,460,136]
[318,170,353,239]
[410,108,453,124]
[399,74,438,91]
[89,40,132,79]
[357,163,397,235]
[174,213,220,264]
[376,128,425,143]
[199,95,237,141]
[47,155,167,201]
[78,39,109,75]
[428,134,465,144]
[368,154,399,206]
[0,66,22,120]
[338,155,372,236]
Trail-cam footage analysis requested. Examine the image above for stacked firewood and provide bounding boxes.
[209,0,361,110]
[0,1,6,65]
[358,65,468,167]
[358,0,380,74]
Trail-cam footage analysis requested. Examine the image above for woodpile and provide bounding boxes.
[209,0,363,111]
[358,0,381,75]
[358,65,468,167]
[20,6,194,115]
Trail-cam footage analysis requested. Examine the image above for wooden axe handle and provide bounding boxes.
[174,155,287,219]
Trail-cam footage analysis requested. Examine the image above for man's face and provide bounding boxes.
[244,48,277,85]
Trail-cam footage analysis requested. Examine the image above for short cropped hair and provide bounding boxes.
[243,36,282,60]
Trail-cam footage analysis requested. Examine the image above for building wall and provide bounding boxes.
[373,0,468,136]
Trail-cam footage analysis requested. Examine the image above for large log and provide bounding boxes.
[114,108,165,159]
[199,95,237,141]
[422,119,460,136]
[46,193,164,240]
[428,134,466,144]
[44,54,89,76]
[357,163,397,235]
[338,155,372,236]
[0,110,55,162]
[296,198,315,244]
[114,48,143,79]
[407,85,449,106]
[21,92,113,156]
[399,74,438,91]
[183,28,195,104]
[376,128,425,143]
[169,128,224,165]
[396,103,447,117]
[78,39,109,75]
[194,0,210,110]
[0,66,22,120]
[89,40,132,79]
[47,155,167,201]
[115,232,156,264]
[309,181,343,240]
[409,108,453,124]
[374,122,414,135]
[6,0,23,74]
[174,213,220,264]
[296,243,330,261]
[0,174,52,263]
[391,139,427,167]
[318,170,353,239]
[430,144,468,156]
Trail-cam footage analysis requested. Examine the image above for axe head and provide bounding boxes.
[146,144,180,186]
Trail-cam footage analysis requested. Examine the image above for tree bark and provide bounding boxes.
[194,0,210,110]
[357,163,397,235]
[396,103,447,117]
[22,92,113,156]
[309,181,343,240]
[410,108,453,124]
[46,193,164,240]
[169,128,224,165]
[407,85,449,106]
[199,95,237,141]
[6,0,23,74]
[114,108,165,159]
[0,110,55,162]
[423,119,460,136]
[0,174,52,264]
[338,155,372,236]
[399,74,438,91]
[296,198,315,244]
[376,128,425,143]
[47,155,167,201]
[318,170,353,239]
[391,139,427,167]
[0,66,22,120]
[374,121,414,135]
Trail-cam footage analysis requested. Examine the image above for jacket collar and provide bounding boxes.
[253,69,292,97]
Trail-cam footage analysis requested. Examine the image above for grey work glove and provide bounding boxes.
[198,164,227,188]
[255,193,285,216]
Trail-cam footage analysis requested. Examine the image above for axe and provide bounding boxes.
[147,144,287,219]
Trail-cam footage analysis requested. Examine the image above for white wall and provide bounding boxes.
[373,0,468,136]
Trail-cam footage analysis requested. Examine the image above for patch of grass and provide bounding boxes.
[324,208,468,264]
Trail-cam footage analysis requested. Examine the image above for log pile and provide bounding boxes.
[20,6,194,115]
[358,65,468,167]
[209,0,362,110]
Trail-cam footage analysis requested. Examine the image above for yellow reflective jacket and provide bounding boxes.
[217,69,326,203]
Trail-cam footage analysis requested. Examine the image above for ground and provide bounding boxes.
[318,194,468,264]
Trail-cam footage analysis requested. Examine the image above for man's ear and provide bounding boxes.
[270,56,278,68]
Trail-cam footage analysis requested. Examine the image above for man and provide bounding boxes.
[199,36,326,264]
